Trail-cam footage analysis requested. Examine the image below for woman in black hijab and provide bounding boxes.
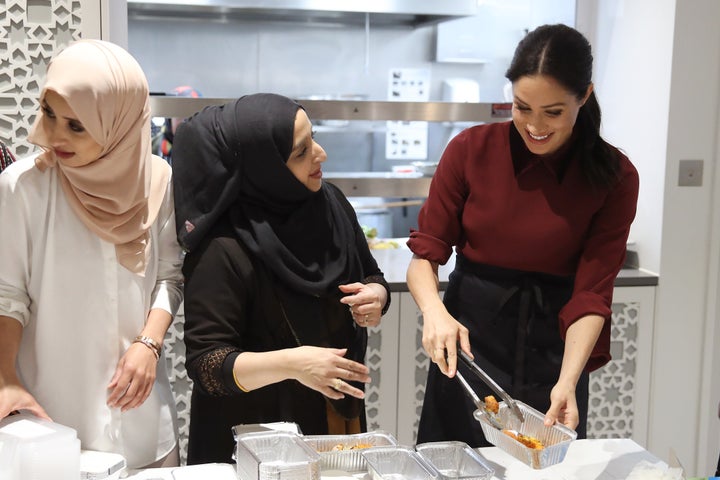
[172,93,390,465]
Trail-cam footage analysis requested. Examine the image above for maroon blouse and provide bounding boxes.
[407,122,639,370]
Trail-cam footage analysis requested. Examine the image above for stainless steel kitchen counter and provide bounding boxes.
[370,247,659,292]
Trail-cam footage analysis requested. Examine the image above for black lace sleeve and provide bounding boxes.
[189,346,242,396]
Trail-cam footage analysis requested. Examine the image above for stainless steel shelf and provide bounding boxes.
[149,98,509,198]
[149,97,512,123]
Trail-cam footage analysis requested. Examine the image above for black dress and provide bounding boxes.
[182,211,388,464]
[416,254,589,447]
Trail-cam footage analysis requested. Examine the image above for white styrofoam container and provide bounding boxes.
[80,450,126,479]
[0,413,81,480]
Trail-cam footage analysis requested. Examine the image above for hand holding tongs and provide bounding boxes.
[456,350,524,425]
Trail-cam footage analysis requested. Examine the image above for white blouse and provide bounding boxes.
[0,157,184,468]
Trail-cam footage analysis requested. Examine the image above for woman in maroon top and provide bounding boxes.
[407,24,639,446]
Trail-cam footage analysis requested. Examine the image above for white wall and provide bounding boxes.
[660,0,720,474]
[579,0,720,475]
[577,0,673,275]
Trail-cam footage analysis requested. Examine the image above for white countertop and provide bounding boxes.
[124,439,671,480]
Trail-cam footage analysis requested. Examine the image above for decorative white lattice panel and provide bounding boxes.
[163,310,192,465]
[587,301,639,439]
[365,324,384,431]
[0,0,83,157]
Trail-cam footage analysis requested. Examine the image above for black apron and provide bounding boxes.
[416,253,589,447]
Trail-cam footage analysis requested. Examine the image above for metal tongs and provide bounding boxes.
[455,350,524,427]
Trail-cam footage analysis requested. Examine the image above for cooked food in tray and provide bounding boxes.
[484,395,544,450]
[502,429,545,450]
[484,395,499,414]
[329,442,373,451]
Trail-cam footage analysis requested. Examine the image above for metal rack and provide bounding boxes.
[149,97,511,123]
[150,97,512,197]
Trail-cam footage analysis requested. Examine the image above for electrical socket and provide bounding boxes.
[678,159,703,187]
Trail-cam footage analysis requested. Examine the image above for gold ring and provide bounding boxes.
[333,378,343,390]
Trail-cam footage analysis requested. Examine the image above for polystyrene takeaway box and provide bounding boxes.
[0,413,81,480]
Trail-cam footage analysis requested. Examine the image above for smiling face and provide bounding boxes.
[40,89,103,167]
[511,74,591,156]
[285,108,327,192]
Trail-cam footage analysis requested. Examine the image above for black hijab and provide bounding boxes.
[172,93,363,296]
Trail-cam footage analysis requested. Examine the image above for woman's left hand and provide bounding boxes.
[339,282,387,328]
[544,381,579,430]
[106,343,158,412]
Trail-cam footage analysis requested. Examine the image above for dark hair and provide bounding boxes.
[505,24,620,187]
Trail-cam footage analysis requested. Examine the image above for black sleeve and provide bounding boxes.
[182,234,254,396]
[327,182,392,314]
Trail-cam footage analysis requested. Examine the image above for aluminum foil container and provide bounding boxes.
[361,445,440,480]
[415,441,494,480]
[235,431,320,480]
[473,400,577,469]
[302,430,398,472]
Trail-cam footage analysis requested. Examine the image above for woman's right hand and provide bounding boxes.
[288,346,370,401]
[421,304,471,378]
[406,256,471,379]
[0,382,51,420]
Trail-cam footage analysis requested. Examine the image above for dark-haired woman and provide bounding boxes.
[407,23,638,447]
[172,93,390,464]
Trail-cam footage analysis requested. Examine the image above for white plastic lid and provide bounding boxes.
[0,413,78,443]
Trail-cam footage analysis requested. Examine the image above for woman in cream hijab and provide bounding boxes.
[0,39,183,469]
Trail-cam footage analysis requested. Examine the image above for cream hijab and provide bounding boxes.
[28,39,170,276]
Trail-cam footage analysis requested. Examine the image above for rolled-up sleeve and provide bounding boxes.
[0,168,32,326]
[559,161,639,371]
[150,180,184,316]
[407,132,470,265]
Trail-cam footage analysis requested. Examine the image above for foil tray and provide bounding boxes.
[361,445,440,480]
[302,431,398,473]
[473,400,577,469]
[415,441,494,480]
[235,431,320,480]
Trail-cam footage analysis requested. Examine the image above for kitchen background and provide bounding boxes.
[126,0,574,238]
[1,0,720,475]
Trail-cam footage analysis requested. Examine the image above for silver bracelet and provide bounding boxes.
[133,335,161,360]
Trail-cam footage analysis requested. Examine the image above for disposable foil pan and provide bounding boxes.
[235,431,320,480]
[361,445,440,480]
[415,441,494,480]
[302,430,398,472]
[473,400,577,469]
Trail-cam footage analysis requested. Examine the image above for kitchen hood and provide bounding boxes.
[127,0,480,28]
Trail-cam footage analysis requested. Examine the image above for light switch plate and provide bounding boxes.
[678,159,703,187]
